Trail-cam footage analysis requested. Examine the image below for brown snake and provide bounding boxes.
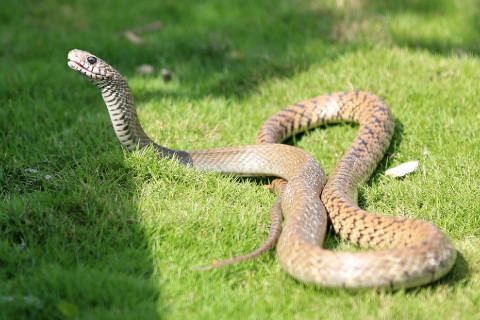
[68,49,456,289]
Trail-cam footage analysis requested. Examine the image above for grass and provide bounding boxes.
[1,0,479,318]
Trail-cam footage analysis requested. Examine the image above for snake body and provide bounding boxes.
[68,49,456,289]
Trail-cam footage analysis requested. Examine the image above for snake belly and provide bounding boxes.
[67,49,456,289]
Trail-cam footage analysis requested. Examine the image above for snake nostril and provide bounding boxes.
[87,56,97,64]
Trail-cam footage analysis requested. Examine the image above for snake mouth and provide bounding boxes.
[67,58,88,73]
[70,60,87,71]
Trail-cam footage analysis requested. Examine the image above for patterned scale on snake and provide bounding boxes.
[68,49,456,289]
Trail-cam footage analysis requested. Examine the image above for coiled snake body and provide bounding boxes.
[68,49,456,289]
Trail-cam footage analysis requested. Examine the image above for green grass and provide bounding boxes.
[1,0,480,319]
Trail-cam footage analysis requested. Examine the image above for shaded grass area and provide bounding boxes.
[1,0,480,319]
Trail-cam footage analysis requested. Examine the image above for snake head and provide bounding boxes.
[68,49,116,83]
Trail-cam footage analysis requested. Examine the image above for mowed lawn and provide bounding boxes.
[1,0,479,319]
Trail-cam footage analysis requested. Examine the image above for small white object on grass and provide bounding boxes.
[385,161,419,178]
[25,168,52,181]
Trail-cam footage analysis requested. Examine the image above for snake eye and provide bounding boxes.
[87,56,97,64]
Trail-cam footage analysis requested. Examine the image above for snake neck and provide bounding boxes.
[97,73,153,150]
[99,74,193,164]
[96,72,187,163]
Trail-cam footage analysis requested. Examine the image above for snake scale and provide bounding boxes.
[68,49,456,289]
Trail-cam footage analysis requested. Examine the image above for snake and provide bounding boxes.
[67,49,456,289]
